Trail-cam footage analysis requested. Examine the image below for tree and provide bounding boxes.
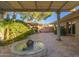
[32,12,52,21]
[20,15,27,21]
[19,12,52,22]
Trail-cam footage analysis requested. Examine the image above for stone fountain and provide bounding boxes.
[11,40,47,57]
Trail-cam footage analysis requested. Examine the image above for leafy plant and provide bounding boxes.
[0,20,35,46]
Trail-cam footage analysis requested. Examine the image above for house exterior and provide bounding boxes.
[55,11,79,37]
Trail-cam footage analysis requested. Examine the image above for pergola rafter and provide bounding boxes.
[17,1,25,10]
[35,1,38,10]
[48,1,53,10]
[0,1,78,12]
[58,1,68,12]
[6,1,15,11]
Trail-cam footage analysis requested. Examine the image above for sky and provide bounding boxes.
[8,6,79,24]
[37,12,72,24]
[37,6,79,24]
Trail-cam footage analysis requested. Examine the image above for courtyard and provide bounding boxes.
[0,1,79,57]
[0,33,79,57]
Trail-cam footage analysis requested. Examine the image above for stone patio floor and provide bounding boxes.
[0,33,79,57]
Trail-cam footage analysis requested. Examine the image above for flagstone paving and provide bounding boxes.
[0,33,79,57]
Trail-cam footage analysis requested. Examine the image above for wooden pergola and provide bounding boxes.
[0,1,79,41]
[0,1,79,12]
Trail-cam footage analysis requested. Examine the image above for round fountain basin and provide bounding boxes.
[11,41,47,57]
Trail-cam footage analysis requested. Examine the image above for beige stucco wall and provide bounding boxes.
[75,18,79,36]
[67,17,79,36]
[60,16,79,35]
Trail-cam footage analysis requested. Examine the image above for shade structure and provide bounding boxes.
[0,1,79,12]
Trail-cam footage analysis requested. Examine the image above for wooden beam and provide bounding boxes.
[58,1,68,11]
[17,1,25,10]
[35,1,38,10]
[6,1,15,11]
[0,2,5,11]
[68,4,79,11]
[0,2,7,9]
[4,2,14,11]
[48,1,53,10]
[0,8,70,12]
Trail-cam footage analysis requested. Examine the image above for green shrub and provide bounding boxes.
[54,26,66,36]
[0,20,35,46]
[60,26,66,36]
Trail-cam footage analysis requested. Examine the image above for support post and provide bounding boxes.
[71,21,73,35]
[13,12,16,21]
[66,22,69,35]
[56,11,62,41]
[0,11,6,21]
